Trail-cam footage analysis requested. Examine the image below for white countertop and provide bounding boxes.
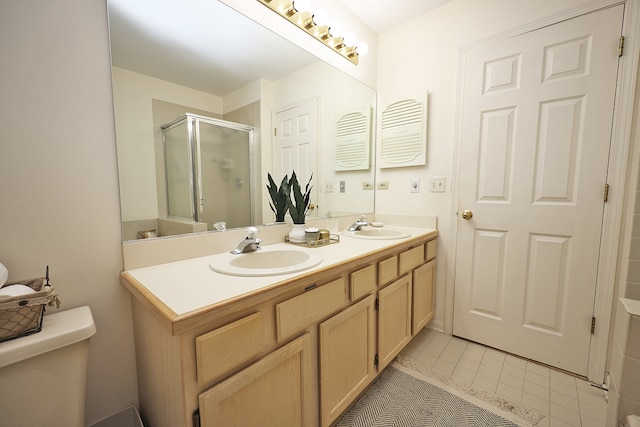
[124,226,436,316]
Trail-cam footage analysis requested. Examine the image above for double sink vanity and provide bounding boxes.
[120,223,438,427]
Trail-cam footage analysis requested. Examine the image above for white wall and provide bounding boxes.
[375,0,627,331]
[0,0,138,424]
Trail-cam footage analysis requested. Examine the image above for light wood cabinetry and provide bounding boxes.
[275,277,347,342]
[412,260,435,334]
[122,232,437,427]
[195,312,265,386]
[378,274,412,370]
[199,333,314,427]
[319,294,376,426]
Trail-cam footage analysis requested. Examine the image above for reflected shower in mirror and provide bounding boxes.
[158,114,258,240]
[108,0,376,241]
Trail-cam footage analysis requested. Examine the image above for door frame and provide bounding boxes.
[445,0,640,383]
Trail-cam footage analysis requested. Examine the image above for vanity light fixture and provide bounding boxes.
[257,0,367,65]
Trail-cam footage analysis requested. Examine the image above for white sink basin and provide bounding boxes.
[342,228,411,240]
[209,246,323,277]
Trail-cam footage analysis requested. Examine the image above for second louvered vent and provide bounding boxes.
[334,106,371,171]
[379,95,427,168]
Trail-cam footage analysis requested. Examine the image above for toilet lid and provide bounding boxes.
[0,306,96,368]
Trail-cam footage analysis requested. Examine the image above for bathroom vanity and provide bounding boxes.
[121,226,438,427]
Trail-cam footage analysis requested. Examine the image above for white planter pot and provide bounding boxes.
[288,224,307,243]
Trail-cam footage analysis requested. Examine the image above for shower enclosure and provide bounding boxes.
[161,113,258,231]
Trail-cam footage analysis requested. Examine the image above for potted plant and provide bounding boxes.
[266,173,289,222]
[287,171,313,242]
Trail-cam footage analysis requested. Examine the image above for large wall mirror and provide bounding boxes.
[108,0,376,241]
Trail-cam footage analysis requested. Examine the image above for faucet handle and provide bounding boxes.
[358,214,367,221]
[246,226,259,239]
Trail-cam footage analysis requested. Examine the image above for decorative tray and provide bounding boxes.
[284,233,340,248]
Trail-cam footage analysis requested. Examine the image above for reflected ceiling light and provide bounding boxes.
[311,9,328,26]
[328,21,344,38]
[343,32,357,48]
[257,0,367,65]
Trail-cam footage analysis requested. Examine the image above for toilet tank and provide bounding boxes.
[0,306,96,427]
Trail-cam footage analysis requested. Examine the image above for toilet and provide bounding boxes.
[628,415,640,427]
[0,306,96,427]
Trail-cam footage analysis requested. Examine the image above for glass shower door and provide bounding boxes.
[163,120,195,221]
[197,118,252,229]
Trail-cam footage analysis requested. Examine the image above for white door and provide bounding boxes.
[273,99,318,217]
[453,5,623,376]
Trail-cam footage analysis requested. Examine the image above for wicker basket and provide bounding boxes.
[0,278,61,343]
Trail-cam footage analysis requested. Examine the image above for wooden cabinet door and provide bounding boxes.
[198,333,314,427]
[319,294,376,427]
[378,274,412,370]
[413,260,435,334]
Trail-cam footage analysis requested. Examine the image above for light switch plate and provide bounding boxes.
[429,177,446,193]
[410,178,420,193]
[324,182,334,192]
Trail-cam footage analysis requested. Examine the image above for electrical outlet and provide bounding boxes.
[324,182,334,193]
[377,181,389,190]
[340,181,346,193]
[429,176,446,193]
[362,182,373,190]
[410,178,420,193]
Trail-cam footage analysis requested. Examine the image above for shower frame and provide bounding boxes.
[161,113,257,229]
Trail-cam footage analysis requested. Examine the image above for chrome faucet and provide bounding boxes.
[348,215,368,232]
[231,226,262,254]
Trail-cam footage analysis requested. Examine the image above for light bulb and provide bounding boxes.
[356,42,369,56]
[312,9,328,26]
[293,0,310,13]
[328,21,344,38]
[343,32,357,47]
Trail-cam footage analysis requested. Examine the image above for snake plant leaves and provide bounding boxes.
[288,171,313,224]
[266,173,289,222]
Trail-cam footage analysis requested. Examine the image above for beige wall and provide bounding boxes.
[0,0,138,424]
[112,67,224,223]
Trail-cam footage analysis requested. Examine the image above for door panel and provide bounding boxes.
[454,5,623,375]
[273,100,318,217]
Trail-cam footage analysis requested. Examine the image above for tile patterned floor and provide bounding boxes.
[398,329,608,427]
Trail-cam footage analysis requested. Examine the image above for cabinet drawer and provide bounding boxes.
[378,255,398,287]
[350,265,376,300]
[196,312,265,386]
[426,239,438,261]
[399,245,425,275]
[276,277,347,342]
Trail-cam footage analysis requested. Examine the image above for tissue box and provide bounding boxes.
[0,278,60,343]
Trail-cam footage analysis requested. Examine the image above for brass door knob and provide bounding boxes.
[309,203,316,211]
[461,210,473,220]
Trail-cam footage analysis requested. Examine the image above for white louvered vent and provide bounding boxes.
[334,107,371,171]
[379,94,428,168]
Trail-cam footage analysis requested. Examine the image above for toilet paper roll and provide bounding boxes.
[0,262,7,286]
[0,284,36,298]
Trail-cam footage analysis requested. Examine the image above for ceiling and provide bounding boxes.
[108,0,451,96]
[340,0,452,33]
